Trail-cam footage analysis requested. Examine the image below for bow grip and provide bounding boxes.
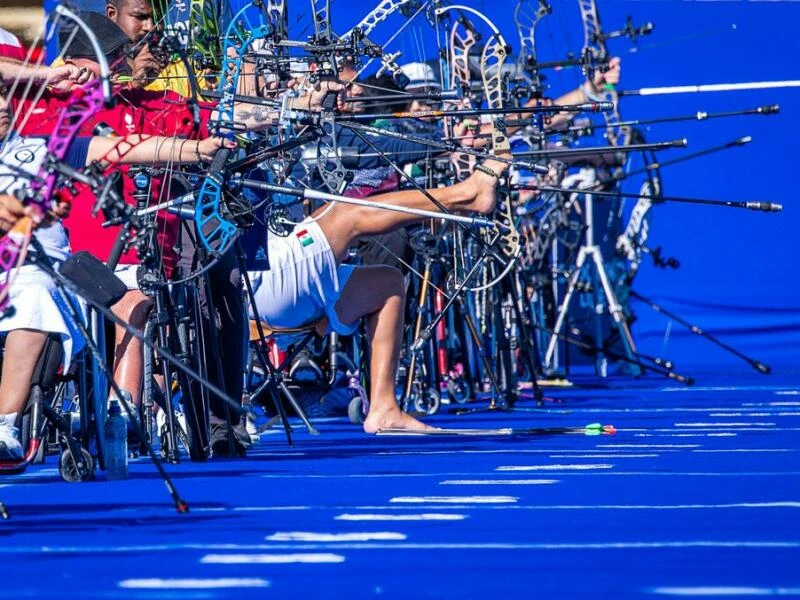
[321,90,339,112]
[208,147,231,182]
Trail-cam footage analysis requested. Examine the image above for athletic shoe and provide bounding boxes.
[210,422,250,458]
[0,413,23,461]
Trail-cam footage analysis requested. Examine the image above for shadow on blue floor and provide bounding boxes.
[1,372,799,598]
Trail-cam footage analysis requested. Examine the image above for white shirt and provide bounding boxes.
[0,135,71,262]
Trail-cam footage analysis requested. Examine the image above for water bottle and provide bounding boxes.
[104,399,128,480]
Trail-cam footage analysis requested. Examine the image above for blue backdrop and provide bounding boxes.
[45,0,800,374]
[322,0,800,374]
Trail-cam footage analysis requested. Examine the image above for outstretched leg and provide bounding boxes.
[316,159,507,261]
[333,266,431,433]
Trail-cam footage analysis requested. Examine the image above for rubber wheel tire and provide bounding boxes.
[448,379,470,404]
[348,397,365,424]
[59,447,95,482]
[413,388,441,416]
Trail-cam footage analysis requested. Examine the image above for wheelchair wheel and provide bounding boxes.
[447,378,470,404]
[348,397,365,424]
[412,388,441,416]
[59,447,95,483]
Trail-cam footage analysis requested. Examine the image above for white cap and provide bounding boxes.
[400,62,441,91]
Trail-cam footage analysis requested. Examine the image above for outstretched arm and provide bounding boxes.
[86,134,236,166]
[0,58,92,87]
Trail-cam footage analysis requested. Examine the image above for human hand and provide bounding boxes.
[46,64,94,91]
[43,199,71,225]
[130,44,164,88]
[47,64,92,85]
[454,118,482,147]
[292,79,346,112]
[0,195,30,233]
[592,56,621,90]
[196,136,237,162]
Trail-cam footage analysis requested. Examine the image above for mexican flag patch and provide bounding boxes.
[295,228,314,247]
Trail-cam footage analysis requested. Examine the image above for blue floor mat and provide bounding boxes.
[1,373,799,598]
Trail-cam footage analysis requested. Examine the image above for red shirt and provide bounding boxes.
[20,86,213,276]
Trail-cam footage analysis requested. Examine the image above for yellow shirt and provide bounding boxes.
[145,59,214,96]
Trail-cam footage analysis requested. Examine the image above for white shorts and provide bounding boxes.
[0,265,85,369]
[114,264,140,290]
[248,220,357,336]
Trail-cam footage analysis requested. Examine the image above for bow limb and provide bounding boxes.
[194,0,271,255]
[342,0,429,85]
[578,0,629,149]
[514,0,551,94]
[189,0,224,73]
[0,6,113,312]
[436,5,521,273]
[440,13,478,181]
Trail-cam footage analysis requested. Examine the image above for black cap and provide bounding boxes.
[58,12,130,60]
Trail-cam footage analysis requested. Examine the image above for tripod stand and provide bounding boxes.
[544,172,640,375]
[238,245,319,442]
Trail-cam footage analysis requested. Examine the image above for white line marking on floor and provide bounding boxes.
[9,534,800,556]
[708,413,773,417]
[334,513,467,521]
[233,505,312,511]
[773,393,800,397]
[201,553,345,564]
[649,586,800,596]
[119,578,270,589]
[635,433,737,438]
[549,454,659,458]
[674,423,776,427]
[751,400,800,405]
[692,449,794,453]
[390,496,518,504]
[440,479,558,485]
[664,386,793,392]
[650,427,797,432]
[266,532,406,542]
[335,514,467,521]
[598,444,700,449]
[496,464,613,471]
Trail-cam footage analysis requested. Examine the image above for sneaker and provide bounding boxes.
[244,410,260,445]
[0,413,23,461]
[210,422,250,458]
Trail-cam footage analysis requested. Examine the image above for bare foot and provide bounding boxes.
[363,405,435,434]
[461,157,511,214]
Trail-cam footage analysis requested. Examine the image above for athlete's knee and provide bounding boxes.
[374,265,406,301]
[112,290,152,325]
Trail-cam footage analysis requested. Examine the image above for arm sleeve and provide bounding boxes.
[338,126,439,170]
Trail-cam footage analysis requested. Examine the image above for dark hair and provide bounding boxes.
[360,75,409,114]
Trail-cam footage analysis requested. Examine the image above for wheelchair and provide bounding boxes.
[0,334,94,482]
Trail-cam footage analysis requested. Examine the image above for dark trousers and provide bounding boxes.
[179,226,245,426]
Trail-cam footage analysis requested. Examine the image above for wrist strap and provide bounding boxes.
[475,163,502,179]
